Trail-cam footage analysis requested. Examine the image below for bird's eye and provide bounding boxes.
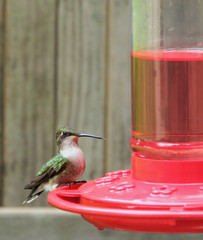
[62,131,69,136]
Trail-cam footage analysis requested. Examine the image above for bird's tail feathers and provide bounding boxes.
[23,190,44,204]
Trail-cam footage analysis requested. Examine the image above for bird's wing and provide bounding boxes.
[37,153,67,175]
[24,154,67,190]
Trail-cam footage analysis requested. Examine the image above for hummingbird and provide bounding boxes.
[23,127,103,204]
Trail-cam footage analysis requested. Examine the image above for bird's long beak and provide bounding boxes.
[77,133,103,139]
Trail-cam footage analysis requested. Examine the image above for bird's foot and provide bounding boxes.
[73,180,87,184]
[64,180,87,188]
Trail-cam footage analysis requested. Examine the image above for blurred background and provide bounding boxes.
[0,0,202,239]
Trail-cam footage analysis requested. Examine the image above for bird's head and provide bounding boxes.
[56,127,103,149]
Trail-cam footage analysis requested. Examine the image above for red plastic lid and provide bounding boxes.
[48,167,203,233]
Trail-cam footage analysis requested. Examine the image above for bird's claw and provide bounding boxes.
[73,180,87,184]
[65,180,87,188]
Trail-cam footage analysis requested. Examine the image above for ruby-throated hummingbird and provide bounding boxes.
[23,127,103,204]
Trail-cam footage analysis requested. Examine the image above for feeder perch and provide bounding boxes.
[48,0,203,233]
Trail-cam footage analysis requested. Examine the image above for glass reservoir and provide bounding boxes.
[131,0,203,161]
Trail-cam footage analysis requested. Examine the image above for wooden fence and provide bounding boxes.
[0,0,131,207]
[0,0,202,239]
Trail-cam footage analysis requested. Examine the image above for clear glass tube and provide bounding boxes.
[131,0,203,160]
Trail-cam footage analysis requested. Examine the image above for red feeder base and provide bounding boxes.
[48,154,203,233]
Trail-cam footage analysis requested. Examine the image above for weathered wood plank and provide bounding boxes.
[56,0,106,180]
[105,0,132,172]
[3,0,56,206]
[0,0,4,205]
[0,208,203,240]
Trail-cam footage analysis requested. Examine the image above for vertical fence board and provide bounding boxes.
[105,0,131,172]
[3,0,56,206]
[0,0,4,205]
[56,0,106,180]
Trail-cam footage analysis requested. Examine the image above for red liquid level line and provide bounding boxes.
[131,50,203,61]
[131,50,203,159]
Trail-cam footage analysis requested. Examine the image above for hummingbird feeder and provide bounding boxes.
[48,0,203,233]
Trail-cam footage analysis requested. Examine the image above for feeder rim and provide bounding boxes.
[48,187,203,219]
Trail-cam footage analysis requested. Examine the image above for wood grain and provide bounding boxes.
[3,0,56,206]
[105,0,132,172]
[56,0,106,180]
[0,0,4,205]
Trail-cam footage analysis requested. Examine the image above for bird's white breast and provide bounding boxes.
[60,146,84,161]
[60,146,85,174]
[59,146,85,182]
